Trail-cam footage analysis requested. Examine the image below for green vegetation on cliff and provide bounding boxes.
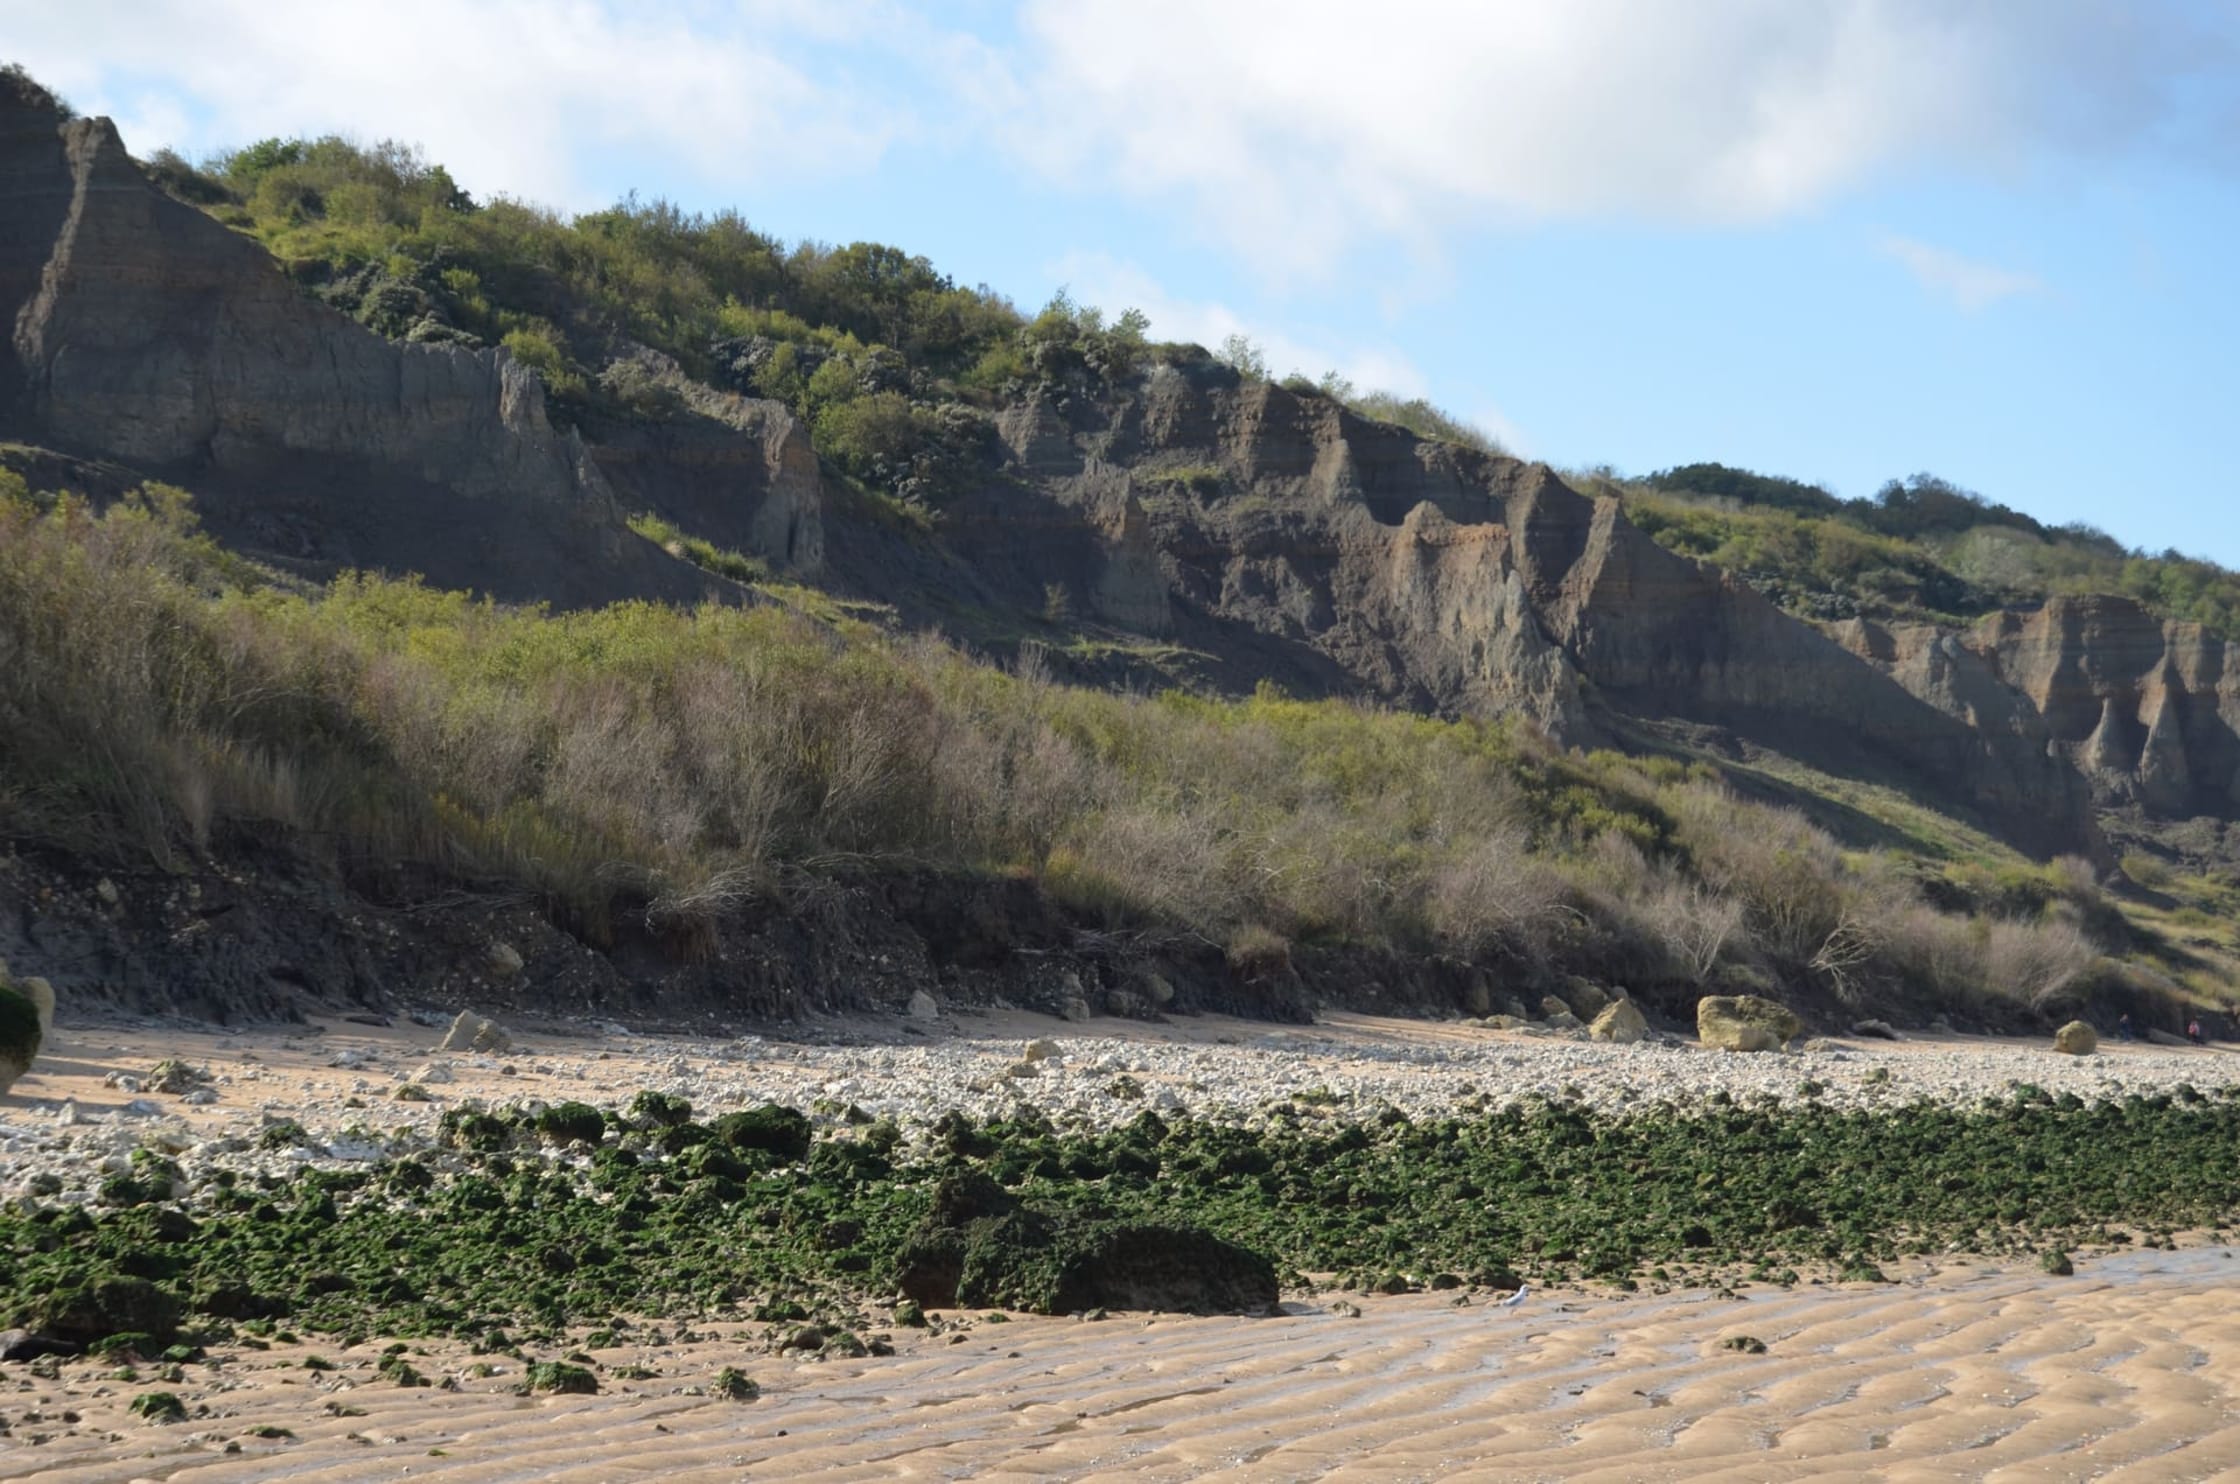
[143,136,1502,502]
[1578,465,2240,638]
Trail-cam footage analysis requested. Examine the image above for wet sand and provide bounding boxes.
[6,1015,2240,1480]
[9,1247,2240,1482]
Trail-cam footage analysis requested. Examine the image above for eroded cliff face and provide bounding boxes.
[582,354,826,577]
[0,85,704,607]
[970,368,2102,857]
[1833,598,2240,820]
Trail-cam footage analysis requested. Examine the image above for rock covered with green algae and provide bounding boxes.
[0,961,47,1094]
[894,1170,1279,1316]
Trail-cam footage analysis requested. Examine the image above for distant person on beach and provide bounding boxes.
[2118,1014,2133,1043]
[2188,1018,2205,1045]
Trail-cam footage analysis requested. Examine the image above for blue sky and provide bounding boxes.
[9,1,2240,557]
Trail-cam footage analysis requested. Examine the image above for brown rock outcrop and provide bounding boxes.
[1974,596,2240,816]
[583,354,825,576]
[1828,594,2240,822]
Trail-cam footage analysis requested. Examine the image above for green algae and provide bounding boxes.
[129,1391,185,1423]
[524,1361,597,1395]
[6,1090,2240,1349]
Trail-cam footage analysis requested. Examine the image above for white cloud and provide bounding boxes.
[7,0,2222,284]
[1,0,912,209]
[999,0,2227,277]
[1877,235,2043,311]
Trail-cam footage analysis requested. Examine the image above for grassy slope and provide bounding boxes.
[6,472,2225,1029]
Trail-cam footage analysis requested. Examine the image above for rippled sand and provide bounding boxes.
[10,1247,2240,1482]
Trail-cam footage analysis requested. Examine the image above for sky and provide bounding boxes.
[8,0,2240,558]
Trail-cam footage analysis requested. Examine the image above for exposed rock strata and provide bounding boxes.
[1010,371,2101,857]
[1829,594,2240,823]
[581,352,825,576]
[0,81,700,607]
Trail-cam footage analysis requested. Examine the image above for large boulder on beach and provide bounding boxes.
[895,1171,1277,1316]
[439,1010,511,1054]
[20,1273,179,1347]
[1538,996,1584,1031]
[2053,1020,2098,1055]
[1697,995,1800,1052]
[0,967,47,1095]
[1588,998,1648,1045]
[1563,978,1613,1021]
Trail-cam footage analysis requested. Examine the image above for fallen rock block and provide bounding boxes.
[1563,978,1613,1021]
[2053,1020,2098,1055]
[146,1059,207,1095]
[1697,995,1801,1053]
[439,1010,512,1055]
[0,1328,81,1362]
[1849,1019,1899,1040]
[1588,998,1648,1045]
[1538,996,1584,1031]
[0,995,39,1097]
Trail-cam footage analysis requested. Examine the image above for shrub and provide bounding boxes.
[0,489,2173,1029]
[1226,924,1293,982]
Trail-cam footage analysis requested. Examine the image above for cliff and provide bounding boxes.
[1830,597,2240,821]
[0,79,706,607]
[954,369,2102,857]
[3,82,2196,866]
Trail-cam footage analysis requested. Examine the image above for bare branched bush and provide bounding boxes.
[1983,916,2096,1014]
[1639,874,1745,984]
[1425,828,1571,958]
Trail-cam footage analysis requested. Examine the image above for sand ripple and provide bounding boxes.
[10,1248,2240,1482]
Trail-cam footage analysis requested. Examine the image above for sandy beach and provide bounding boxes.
[6,1011,2240,1481]
[9,1245,2239,1482]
